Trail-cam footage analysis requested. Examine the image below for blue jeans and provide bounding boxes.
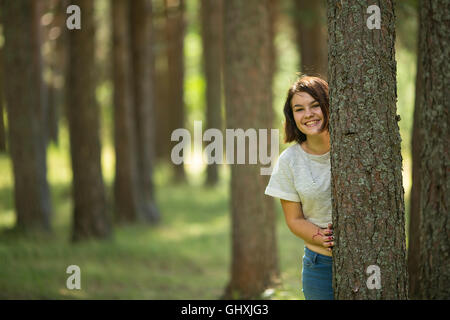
[302,246,334,300]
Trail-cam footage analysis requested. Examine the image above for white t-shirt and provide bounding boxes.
[264,143,332,228]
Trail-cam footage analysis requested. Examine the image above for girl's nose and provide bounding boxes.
[305,108,313,117]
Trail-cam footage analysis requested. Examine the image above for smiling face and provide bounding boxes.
[291,92,325,137]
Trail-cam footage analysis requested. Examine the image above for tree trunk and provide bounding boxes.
[130,0,160,223]
[293,0,327,78]
[223,0,279,299]
[112,0,140,224]
[407,12,422,299]
[0,47,6,152]
[417,0,450,300]
[201,0,223,186]
[153,0,170,162]
[328,1,408,299]
[165,0,186,182]
[33,0,50,148]
[43,0,69,146]
[67,0,111,241]
[1,0,52,231]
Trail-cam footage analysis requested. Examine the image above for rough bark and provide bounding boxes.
[417,0,450,300]
[223,0,279,299]
[293,0,327,78]
[67,0,111,241]
[165,0,186,182]
[328,1,408,299]
[130,0,160,223]
[112,0,140,224]
[201,0,223,186]
[1,0,52,231]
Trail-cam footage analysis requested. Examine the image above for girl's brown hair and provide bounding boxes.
[283,75,329,144]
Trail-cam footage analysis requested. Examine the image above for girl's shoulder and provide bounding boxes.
[278,143,303,166]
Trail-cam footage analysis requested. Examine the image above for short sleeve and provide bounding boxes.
[264,153,301,202]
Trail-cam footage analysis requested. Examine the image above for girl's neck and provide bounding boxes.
[303,132,330,155]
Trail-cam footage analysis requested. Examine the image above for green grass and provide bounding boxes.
[0,147,306,300]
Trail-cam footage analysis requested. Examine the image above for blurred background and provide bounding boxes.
[0,0,418,299]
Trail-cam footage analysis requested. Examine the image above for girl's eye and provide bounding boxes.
[313,105,320,108]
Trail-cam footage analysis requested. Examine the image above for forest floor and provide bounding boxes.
[0,147,305,300]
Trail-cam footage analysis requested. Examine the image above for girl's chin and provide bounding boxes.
[299,126,325,136]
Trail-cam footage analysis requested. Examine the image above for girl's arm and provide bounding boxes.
[280,199,334,251]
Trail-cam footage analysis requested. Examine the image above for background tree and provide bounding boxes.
[201,0,223,186]
[130,0,160,222]
[0,46,6,152]
[327,0,408,299]
[67,0,111,241]
[292,0,327,77]
[1,0,52,232]
[165,0,186,182]
[153,0,171,163]
[33,0,51,147]
[40,0,69,146]
[416,0,449,299]
[223,0,279,299]
[112,0,140,224]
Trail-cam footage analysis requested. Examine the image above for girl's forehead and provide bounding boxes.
[292,92,315,104]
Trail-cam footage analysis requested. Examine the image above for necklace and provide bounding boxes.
[300,143,317,184]
[305,156,316,185]
[300,142,329,185]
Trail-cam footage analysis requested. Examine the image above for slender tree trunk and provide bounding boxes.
[67,0,111,241]
[407,14,422,299]
[293,0,327,78]
[328,0,408,299]
[268,0,278,81]
[417,0,450,299]
[223,0,279,299]
[0,47,6,152]
[1,0,52,231]
[0,104,5,153]
[130,0,160,223]
[201,0,223,186]
[153,1,171,162]
[165,0,186,182]
[112,0,140,224]
[44,0,68,146]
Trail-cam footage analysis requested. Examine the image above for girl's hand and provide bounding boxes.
[312,223,334,251]
[323,223,334,251]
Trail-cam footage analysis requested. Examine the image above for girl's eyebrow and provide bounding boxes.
[292,100,319,108]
